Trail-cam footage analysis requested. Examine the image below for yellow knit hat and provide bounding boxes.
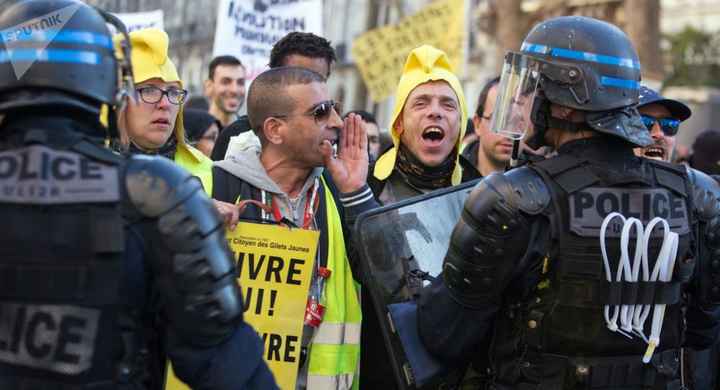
[373,45,468,185]
[113,28,186,145]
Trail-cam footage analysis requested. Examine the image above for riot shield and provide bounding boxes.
[354,179,481,390]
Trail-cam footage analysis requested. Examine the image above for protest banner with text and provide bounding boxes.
[166,222,319,390]
[114,10,164,32]
[212,0,323,81]
[351,0,465,102]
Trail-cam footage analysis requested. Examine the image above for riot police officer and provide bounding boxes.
[0,1,276,389]
[418,16,720,389]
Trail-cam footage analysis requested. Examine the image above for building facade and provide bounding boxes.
[86,0,489,129]
[86,0,720,135]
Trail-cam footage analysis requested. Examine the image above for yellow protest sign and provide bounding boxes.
[351,0,465,102]
[166,222,319,390]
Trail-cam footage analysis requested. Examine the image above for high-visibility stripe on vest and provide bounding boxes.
[307,177,362,390]
[174,143,213,194]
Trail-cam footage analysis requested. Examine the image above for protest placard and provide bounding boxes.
[212,0,323,81]
[166,222,319,390]
[351,0,465,102]
[114,10,164,32]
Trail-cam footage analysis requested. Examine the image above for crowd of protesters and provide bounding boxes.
[144,27,720,390]
[1,1,719,388]
[109,23,720,390]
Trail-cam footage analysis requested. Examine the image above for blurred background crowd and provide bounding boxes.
[75,0,720,173]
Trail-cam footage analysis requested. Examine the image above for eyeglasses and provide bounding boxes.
[274,100,340,125]
[641,115,680,136]
[136,85,188,105]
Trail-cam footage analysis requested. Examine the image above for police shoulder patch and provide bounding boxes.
[569,187,690,237]
[0,145,120,204]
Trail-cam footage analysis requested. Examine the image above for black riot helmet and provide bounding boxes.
[0,0,135,119]
[490,16,652,148]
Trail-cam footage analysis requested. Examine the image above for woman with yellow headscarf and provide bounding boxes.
[114,28,214,194]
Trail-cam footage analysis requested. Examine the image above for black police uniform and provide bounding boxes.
[420,136,720,389]
[417,16,720,390]
[0,1,275,389]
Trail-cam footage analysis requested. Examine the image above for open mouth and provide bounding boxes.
[322,138,338,156]
[321,138,338,147]
[643,145,665,160]
[422,127,445,144]
[151,118,170,126]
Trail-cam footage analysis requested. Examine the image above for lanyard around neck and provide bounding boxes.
[261,178,319,229]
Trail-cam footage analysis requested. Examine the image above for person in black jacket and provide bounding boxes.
[418,16,720,390]
[0,1,275,389]
[361,44,480,390]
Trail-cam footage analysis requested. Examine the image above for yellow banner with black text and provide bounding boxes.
[165,222,319,390]
[351,0,465,102]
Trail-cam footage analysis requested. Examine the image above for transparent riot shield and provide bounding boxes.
[354,179,481,390]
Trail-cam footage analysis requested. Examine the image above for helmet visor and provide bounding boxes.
[490,52,541,140]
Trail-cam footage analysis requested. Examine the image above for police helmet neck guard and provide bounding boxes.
[0,0,135,137]
[490,16,652,148]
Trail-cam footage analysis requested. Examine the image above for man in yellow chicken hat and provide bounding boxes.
[368,44,479,205]
[113,28,214,193]
[361,45,479,389]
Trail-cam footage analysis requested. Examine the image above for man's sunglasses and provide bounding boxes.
[274,100,340,124]
[641,115,680,136]
[136,85,188,105]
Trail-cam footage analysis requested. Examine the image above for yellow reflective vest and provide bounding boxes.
[165,176,361,390]
[306,177,362,390]
[173,143,213,195]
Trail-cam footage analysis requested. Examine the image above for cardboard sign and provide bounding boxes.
[351,0,465,102]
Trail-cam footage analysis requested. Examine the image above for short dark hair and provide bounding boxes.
[475,76,501,118]
[184,96,209,111]
[344,110,376,125]
[247,66,326,141]
[208,55,243,80]
[269,32,336,71]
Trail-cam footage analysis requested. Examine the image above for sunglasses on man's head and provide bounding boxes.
[641,115,680,136]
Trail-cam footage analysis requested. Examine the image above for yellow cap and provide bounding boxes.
[373,45,468,185]
[114,28,186,145]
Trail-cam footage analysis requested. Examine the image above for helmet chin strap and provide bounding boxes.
[528,94,586,149]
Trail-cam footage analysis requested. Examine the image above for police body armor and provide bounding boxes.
[0,123,241,389]
[491,155,695,389]
[0,130,139,388]
[0,0,241,386]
